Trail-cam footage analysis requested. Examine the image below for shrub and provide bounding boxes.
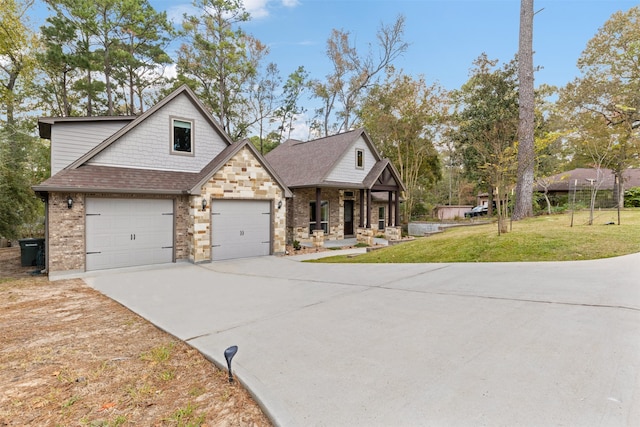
[624,187,640,207]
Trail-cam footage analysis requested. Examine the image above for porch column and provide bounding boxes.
[394,190,400,226]
[315,187,322,230]
[366,189,372,228]
[359,189,365,227]
[388,191,393,227]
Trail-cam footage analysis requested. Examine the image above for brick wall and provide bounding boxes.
[290,188,354,243]
[174,195,190,259]
[47,192,85,273]
[289,189,395,243]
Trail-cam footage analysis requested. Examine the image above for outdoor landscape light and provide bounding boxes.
[202,198,207,211]
[224,345,238,383]
[66,196,73,209]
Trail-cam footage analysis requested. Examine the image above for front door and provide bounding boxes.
[344,200,354,236]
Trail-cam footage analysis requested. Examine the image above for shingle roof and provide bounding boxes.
[265,128,379,187]
[537,168,640,191]
[33,138,293,197]
[33,165,198,194]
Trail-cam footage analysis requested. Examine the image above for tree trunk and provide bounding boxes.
[62,70,70,116]
[104,49,113,115]
[544,190,551,215]
[5,71,18,126]
[86,69,93,116]
[513,0,535,220]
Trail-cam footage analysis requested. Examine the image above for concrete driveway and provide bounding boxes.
[85,253,640,426]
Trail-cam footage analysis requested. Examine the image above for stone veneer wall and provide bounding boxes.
[190,146,287,263]
[47,192,189,274]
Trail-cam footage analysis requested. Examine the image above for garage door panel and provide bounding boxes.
[86,198,174,271]
[211,200,271,261]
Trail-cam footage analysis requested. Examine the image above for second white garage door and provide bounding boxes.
[211,200,271,260]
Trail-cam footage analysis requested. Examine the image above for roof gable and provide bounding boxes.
[68,85,232,172]
[189,139,292,197]
[364,159,407,192]
[265,128,383,187]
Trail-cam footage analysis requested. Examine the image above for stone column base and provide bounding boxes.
[356,227,374,246]
[312,230,325,248]
[385,226,402,242]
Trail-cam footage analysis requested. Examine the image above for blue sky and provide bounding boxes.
[29,0,637,137]
[160,0,636,91]
[30,0,635,90]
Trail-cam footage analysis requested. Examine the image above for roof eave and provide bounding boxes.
[31,185,187,195]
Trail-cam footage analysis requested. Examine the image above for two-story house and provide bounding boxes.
[33,85,291,279]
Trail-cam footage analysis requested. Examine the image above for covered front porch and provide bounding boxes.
[290,160,405,247]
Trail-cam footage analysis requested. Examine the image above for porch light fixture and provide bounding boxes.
[202,198,207,211]
[66,196,73,209]
[224,345,238,383]
[277,200,282,209]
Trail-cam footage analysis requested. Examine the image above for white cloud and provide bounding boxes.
[242,0,300,20]
[243,0,270,19]
[163,1,299,23]
[166,3,197,25]
[164,63,178,80]
[288,113,311,141]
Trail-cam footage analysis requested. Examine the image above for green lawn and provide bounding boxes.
[311,209,640,263]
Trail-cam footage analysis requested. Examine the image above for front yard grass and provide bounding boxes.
[313,209,640,263]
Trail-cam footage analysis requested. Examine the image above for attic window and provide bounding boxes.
[355,148,364,169]
[171,118,194,155]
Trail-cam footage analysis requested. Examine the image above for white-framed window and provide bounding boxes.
[309,200,329,234]
[171,117,194,155]
[355,148,364,169]
[378,206,385,230]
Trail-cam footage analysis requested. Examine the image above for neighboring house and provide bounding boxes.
[33,85,291,279]
[265,129,406,245]
[535,168,640,208]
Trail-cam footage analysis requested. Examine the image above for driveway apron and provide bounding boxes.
[86,254,640,427]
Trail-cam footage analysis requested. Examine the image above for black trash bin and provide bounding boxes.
[18,238,45,267]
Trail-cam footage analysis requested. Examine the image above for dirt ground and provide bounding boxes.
[0,247,271,427]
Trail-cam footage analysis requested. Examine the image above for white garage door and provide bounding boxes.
[211,200,271,261]
[86,198,174,271]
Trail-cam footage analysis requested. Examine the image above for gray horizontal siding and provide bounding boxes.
[89,94,228,172]
[325,136,377,184]
[51,121,130,174]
